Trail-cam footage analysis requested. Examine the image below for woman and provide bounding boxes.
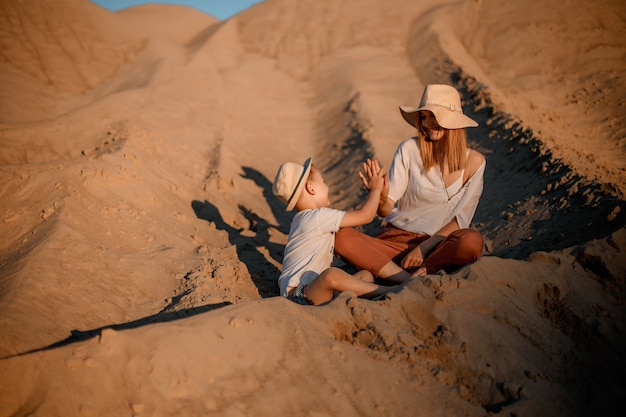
[335,84,485,281]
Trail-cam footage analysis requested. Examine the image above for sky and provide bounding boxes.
[90,0,265,20]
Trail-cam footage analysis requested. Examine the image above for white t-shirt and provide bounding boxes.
[386,138,485,235]
[278,207,345,296]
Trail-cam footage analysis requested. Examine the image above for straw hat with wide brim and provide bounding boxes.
[272,157,312,211]
[399,84,478,130]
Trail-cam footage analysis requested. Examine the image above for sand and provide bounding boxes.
[1,0,625,416]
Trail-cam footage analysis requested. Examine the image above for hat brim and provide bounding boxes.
[399,105,478,130]
[286,157,312,211]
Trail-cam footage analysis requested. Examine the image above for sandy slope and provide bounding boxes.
[0,0,625,416]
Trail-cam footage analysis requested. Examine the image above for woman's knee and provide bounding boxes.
[458,229,484,260]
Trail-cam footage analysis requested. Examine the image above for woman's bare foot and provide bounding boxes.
[411,266,427,277]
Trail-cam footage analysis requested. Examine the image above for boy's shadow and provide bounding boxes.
[240,166,293,235]
[192,167,292,298]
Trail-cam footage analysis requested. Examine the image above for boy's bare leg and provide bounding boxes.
[306,267,396,305]
[377,261,412,283]
[353,270,374,283]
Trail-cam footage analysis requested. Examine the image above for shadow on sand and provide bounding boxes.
[451,69,625,259]
[191,166,294,299]
[4,301,231,359]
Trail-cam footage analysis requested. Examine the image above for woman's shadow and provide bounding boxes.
[191,167,292,298]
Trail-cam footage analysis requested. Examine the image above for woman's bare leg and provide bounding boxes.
[377,261,412,283]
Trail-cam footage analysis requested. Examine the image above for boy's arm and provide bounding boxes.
[340,160,385,228]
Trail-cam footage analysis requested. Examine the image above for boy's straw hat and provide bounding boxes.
[399,84,478,130]
[272,157,312,211]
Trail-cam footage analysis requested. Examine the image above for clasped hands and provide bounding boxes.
[358,158,388,194]
[358,158,428,277]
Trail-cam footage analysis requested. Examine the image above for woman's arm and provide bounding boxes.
[464,150,485,183]
[454,153,486,229]
[400,218,460,269]
[377,194,394,217]
[420,218,460,251]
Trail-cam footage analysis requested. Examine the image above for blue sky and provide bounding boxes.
[90,0,265,20]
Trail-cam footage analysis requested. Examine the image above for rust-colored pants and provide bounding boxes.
[334,225,484,275]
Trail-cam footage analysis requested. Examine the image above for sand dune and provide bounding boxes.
[0,0,624,416]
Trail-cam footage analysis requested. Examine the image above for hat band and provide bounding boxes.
[424,100,462,113]
[287,169,307,205]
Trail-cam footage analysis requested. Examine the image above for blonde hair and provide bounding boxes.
[416,116,467,172]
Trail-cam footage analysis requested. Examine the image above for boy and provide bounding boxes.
[272,157,404,305]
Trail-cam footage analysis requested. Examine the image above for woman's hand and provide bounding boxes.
[379,171,389,204]
[401,246,424,270]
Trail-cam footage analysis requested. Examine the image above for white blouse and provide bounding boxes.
[386,138,485,235]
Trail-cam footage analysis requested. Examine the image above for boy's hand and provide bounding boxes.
[358,159,384,192]
[341,159,386,228]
